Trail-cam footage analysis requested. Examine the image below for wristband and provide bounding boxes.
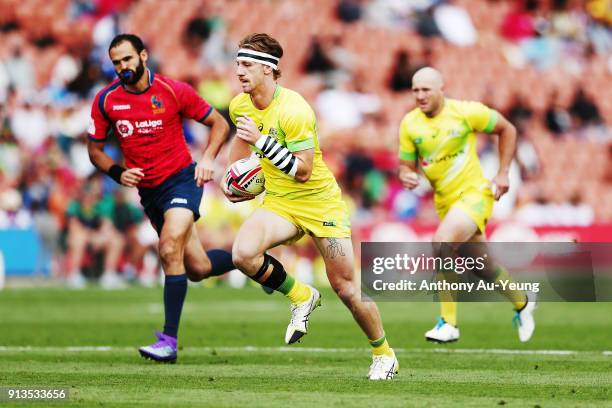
[108,164,126,185]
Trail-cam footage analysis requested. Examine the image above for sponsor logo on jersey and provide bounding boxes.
[112,104,131,111]
[449,127,463,138]
[135,119,163,128]
[116,120,134,138]
[151,95,165,114]
[170,198,187,204]
[322,221,336,227]
[268,127,278,139]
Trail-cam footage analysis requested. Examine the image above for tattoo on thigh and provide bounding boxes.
[325,238,345,259]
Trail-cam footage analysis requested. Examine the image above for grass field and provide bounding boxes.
[0,286,610,407]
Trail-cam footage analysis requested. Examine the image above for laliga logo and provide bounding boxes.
[116,120,134,138]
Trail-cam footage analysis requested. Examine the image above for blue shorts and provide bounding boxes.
[138,163,202,234]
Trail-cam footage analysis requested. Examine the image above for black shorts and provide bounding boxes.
[138,163,202,234]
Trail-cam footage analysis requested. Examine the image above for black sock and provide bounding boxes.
[206,249,235,277]
[163,274,187,338]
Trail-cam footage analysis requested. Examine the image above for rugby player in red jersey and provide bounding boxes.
[88,34,234,363]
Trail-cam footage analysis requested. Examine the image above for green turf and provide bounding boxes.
[0,286,610,407]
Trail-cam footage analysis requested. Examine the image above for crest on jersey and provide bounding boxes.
[151,95,165,114]
[268,127,278,139]
[116,120,134,138]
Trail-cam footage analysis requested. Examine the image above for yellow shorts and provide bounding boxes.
[435,186,494,233]
[261,194,352,244]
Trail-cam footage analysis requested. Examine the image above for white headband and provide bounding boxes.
[236,48,279,70]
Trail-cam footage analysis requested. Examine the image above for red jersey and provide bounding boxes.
[88,70,213,187]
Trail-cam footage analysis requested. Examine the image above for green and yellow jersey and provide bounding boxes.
[229,86,340,201]
[399,98,498,198]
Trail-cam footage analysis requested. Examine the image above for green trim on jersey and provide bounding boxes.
[288,138,315,152]
[483,110,498,133]
[399,151,417,161]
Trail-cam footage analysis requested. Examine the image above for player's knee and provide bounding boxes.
[159,237,181,265]
[231,244,258,271]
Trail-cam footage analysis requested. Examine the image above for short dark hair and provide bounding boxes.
[108,34,146,55]
[239,33,283,79]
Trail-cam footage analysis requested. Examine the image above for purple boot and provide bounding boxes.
[138,331,177,363]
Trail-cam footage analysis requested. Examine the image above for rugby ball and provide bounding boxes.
[225,155,265,196]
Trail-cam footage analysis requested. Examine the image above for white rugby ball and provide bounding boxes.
[225,155,265,196]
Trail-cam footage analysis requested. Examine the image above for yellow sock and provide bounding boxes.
[494,267,527,310]
[370,335,394,357]
[437,269,458,326]
[286,280,312,304]
[440,301,457,327]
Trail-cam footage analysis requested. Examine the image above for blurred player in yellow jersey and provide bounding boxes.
[222,33,398,380]
[398,67,536,343]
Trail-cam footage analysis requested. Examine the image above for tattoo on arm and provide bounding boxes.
[325,238,346,259]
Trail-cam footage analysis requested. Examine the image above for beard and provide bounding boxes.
[117,58,145,85]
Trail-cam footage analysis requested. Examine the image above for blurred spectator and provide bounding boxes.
[433,0,477,47]
[0,188,32,229]
[4,47,35,96]
[544,91,572,135]
[506,93,534,133]
[0,61,9,104]
[327,35,356,83]
[557,192,595,226]
[415,6,441,38]
[198,65,233,131]
[303,36,336,75]
[184,15,211,56]
[336,0,363,23]
[388,50,419,92]
[10,100,49,151]
[522,31,559,69]
[515,191,554,226]
[516,135,540,180]
[500,0,538,42]
[548,0,586,42]
[64,176,126,289]
[569,87,602,129]
[315,80,362,131]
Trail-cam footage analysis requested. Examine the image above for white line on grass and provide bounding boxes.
[0,346,610,356]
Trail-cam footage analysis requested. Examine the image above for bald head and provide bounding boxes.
[412,67,444,91]
[412,67,445,117]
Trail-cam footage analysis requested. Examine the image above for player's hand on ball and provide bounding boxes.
[399,170,419,190]
[492,172,509,200]
[220,177,256,203]
[195,156,215,187]
[121,168,144,187]
[235,116,261,145]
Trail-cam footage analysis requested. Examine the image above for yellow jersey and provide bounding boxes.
[398,98,498,198]
[229,86,340,201]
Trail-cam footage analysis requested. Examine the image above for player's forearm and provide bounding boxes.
[88,143,117,173]
[497,124,517,174]
[87,141,125,184]
[255,135,299,178]
[203,119,230,160]
[229,137,253,162]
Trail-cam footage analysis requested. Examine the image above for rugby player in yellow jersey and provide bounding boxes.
[222,33,398,380]
[399,67,536,343]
